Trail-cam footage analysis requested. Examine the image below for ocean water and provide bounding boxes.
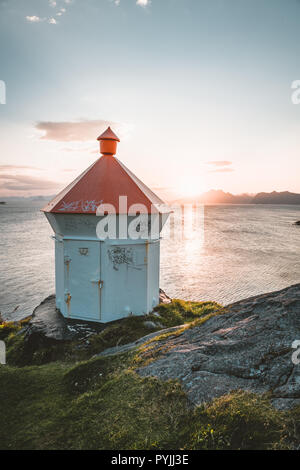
[0,201,300,321]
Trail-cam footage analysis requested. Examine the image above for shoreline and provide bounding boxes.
[3,281,300,323]
[2,281,300,324]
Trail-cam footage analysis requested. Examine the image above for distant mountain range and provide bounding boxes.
[252,191,300,204]
[0,195,54,201]
[1,191,300,205]
[174,190,300,205]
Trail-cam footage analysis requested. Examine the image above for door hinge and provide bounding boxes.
[91,280,104,289]
[64,256,71,265]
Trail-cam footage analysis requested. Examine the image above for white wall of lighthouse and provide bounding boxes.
[46,212,163,322]
[43,127,170,323]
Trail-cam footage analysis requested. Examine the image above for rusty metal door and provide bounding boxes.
[64,240,101,321]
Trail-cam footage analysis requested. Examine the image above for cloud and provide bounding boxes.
[0,164,41,171]
[0,174,59,192]
[26,15,44,23]
[26,15,58,25]
[136,0,150,6]
[26,0,73,25]
[61,145,93,152]
[57,7,66,16]
[112,0,150,6]
[0,165,60,195]
[206,160,232,167]
[35,119,118,142]
[206,160,234,173]
[209,168,234,173]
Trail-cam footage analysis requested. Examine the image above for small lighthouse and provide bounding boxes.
[42,127,171,323]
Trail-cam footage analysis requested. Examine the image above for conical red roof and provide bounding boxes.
[42,155,169,214]
[97,127,120,142]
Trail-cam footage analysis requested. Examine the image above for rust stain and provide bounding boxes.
[64,256,71,275]
[65,293,71,316]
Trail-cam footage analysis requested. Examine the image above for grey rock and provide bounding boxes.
[135,284,300,409]
[99,325,184,357]
[26,289,172,344]
[143,321,159,330]
[27,295,73,342]
[26,295,104,344]
[271,398,300,411]
[159,289,172,304]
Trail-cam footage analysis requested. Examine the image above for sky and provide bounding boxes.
[1,0,300,200]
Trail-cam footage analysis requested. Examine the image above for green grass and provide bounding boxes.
[153,299,223,327]
[0,355,191,450]
[0,358,297,450]
[4,299,222,367]
[0,317,30,341]
[0,300,298,450]
[186,391,289,450]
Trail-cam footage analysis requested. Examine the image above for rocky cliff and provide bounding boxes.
[14,284,300,410]
[135,284,300,410]
[2,285,300,449]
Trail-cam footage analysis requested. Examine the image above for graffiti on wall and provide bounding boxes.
[108,247,134,271]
